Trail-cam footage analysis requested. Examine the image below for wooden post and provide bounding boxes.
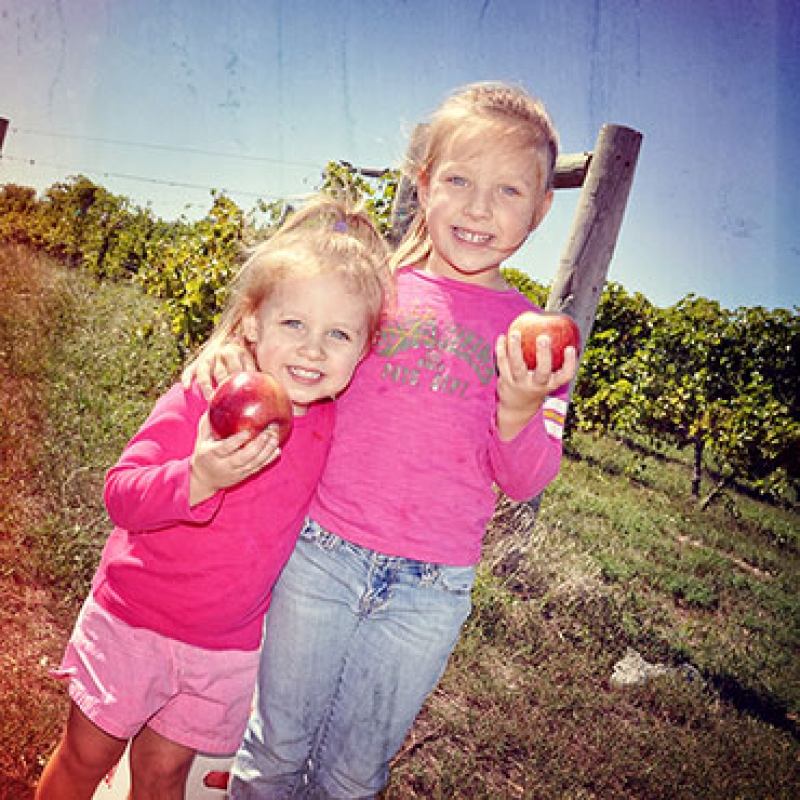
[546,124,643,397]
[387,124,427,246]
[552,151,593,189]
[500,125,642,544]
[0,118,9,156]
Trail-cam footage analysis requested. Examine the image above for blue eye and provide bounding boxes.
[282,319,303,330]
[330,329,351,342]
[501,185,521,196]
[448,175,468,187]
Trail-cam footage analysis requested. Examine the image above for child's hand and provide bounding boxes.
[182,342,257,400]
[494,331,578,440]
[189,412,282,505]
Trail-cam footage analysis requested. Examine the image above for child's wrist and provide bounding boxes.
[496,401,541,441]
[189,461,218,507]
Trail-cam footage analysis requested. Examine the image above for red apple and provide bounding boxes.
[508,311,580,371]
[208,371,293,445]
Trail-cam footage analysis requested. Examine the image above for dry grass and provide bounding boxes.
[0,246,76,797]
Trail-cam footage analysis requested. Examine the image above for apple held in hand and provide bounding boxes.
[509,311,580,372]
[208,371,293,445]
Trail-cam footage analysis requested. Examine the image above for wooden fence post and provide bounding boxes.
[387,124,426,246]
[546,124,643,398]
[0,118,9,157]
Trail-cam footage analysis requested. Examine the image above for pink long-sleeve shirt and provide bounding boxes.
[310,267,569,566]
[92,382,334,651]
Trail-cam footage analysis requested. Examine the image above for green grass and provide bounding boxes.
[544,434,800,715]
[384,438,798,796]
[4,246,798,797]
[28,255,183,599]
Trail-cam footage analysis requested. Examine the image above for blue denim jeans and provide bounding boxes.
[229,518,476,799]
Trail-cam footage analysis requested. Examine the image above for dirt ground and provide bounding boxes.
[0,550,72,798]
[0,250,76,798]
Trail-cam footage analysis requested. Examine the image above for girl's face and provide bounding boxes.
[242,271,371,415]
[417,133,553,289]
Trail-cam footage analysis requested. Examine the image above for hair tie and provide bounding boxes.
[333,220,348,233]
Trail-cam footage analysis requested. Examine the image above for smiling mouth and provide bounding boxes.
[454,227,492,244]
[288,366,323,382]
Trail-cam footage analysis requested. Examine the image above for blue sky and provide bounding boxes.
[1,0,797,311]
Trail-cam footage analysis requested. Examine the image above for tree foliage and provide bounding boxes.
[135,192,246,352]
[502,268,548,308]
[577,293,799,502]
[319,160,400,236]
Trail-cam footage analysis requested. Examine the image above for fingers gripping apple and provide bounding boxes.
[509,311,580,372]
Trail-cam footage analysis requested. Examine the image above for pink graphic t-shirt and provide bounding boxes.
[310,267,569,566]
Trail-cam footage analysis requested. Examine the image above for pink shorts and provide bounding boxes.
[53,595,260,755]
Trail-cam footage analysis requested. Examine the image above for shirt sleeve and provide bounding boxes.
[103,384,223,532]
[487,390,569,501]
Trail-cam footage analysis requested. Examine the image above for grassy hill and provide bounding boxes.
[1,245,797,797]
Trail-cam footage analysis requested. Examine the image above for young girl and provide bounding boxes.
[35,195,392,800]
[192,81,578,798]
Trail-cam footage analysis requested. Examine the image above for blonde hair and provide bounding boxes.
[199,194,393,357]
[392,81,559,271]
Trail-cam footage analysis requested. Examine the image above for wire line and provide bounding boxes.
[1,153,307,201]
[10,126,321,169]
